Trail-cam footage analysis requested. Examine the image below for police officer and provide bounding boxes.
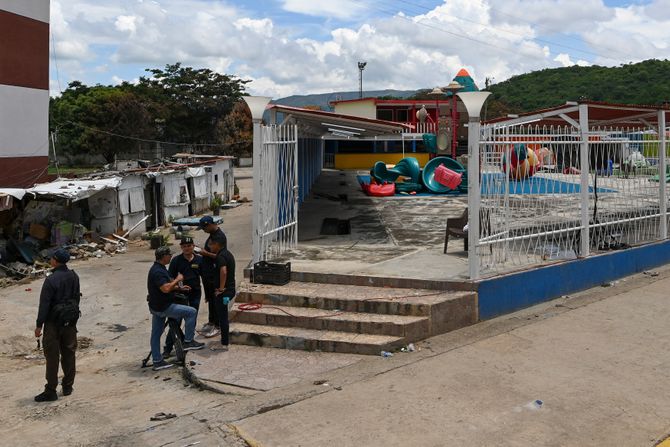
[162,237,203,358]
[147,246,204,371]
[206,235,235,352]
[34,248,80,402]
[197,216,227,338]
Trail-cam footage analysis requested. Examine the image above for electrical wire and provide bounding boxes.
[387,0,625,63]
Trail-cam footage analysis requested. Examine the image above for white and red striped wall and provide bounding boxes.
[0,0,50,187]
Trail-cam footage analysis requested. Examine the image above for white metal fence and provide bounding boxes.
[257,124,299,261]
[475,122,668,276]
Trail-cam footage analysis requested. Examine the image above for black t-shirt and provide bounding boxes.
[147,262,174,312]
[213,248,236,297]
[201,228,227,278]
[168,253,203,291]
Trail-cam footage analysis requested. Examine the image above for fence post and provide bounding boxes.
[458,91,491,280]
[660,109,667,239]
[578,104,590,257]
[242,96,272,264]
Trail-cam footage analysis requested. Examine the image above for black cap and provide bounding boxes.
[180,236,194,245]
[52,248,70,264]
[198,216,215,229]
[155,246,172,258]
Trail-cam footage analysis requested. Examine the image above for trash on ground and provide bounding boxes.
[643,271,659,277]
[524,399,544,411]
[150,412,177,421]
[381,351,394,358]
[400,343,416,353]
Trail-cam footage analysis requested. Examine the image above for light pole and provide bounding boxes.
[358,62,367,99]
[444,81,463,158]
[457,91,491,280]
[242,95,272,264]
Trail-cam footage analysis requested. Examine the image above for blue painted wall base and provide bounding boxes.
[477,239,670,320]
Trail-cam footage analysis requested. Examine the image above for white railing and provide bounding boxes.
[472,123,668,277]
[402,122,437,134]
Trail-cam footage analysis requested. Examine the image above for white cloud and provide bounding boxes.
[281,0,367,20]
[554,53,590,67]
[47,0,670,99]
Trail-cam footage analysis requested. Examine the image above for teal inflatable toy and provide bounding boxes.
[370,157,421,184]
[421,156,467,193]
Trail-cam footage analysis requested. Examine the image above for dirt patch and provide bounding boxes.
[77,336,93,350]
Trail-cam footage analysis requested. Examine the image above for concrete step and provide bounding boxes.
[238,281,477,335]
[230,322,404,355]
[231,303,430,341]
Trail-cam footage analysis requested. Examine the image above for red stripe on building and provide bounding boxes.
[0,10,49,90]
[0,156,49,187]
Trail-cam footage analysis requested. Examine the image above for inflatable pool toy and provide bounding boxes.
[370,157,421,184]
[502,144,539,180]
[361,181,395,197]
[421,156,467,193]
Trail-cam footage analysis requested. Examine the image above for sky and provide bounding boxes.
[49,0,670,98]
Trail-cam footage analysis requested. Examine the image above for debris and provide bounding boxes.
[400,343,416,353]
[313,379,328,385]
[380,351,394,358]
[163,377,172,382]
[334,386,343,391]
[643,271,659,277]
[150,412,177,421]
[524,399,544,411]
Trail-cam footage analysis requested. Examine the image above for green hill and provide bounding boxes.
[486,59,670,118]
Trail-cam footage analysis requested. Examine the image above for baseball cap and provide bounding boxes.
[52,248,71,264]
[180,236,194,245]
[155,246,172,258]
[198,215,215,229]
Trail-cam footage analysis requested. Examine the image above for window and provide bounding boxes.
[214,174,219,185]
[396,109,409,122]
[376,109,393,121]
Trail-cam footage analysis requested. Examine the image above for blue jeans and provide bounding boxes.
[164,290,201,354]
[150,303,197,363]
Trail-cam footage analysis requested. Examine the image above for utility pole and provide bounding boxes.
[358,61,367,99]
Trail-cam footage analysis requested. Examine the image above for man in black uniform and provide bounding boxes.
[147,246,205,371]
[207,235,235,351]
[197,216,227,338]
[34,248,80,402]
[163,237,203,358]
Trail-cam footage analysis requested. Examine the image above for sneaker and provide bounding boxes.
[210,343,229,352]
[62,386,73,396]
[152,360,174,371]
[183,340,205,351]
[34,390,58,402]
[198,323,213,334]
[204,327,220,338]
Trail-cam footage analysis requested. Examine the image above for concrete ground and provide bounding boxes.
[2,167,670,446]
[279,169,471,280]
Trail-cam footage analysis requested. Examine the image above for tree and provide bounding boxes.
[215,101,252,157]
[51,83,157,163]
[138,63,250,145]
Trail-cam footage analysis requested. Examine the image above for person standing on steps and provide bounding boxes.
[197,216,227,338]
[162,236,203,359]
[147,246,205,371]
[207,235,235,352]
[34,248,81,402]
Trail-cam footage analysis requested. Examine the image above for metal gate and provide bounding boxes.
[255,123,299,262]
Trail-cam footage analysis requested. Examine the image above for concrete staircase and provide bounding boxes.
[231,280,477,355]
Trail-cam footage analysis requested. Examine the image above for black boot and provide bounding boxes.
[35,389,58,402]
[62,386,73,396]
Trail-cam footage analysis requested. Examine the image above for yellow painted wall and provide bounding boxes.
[335,153,431,170]
[333,100,377,120]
